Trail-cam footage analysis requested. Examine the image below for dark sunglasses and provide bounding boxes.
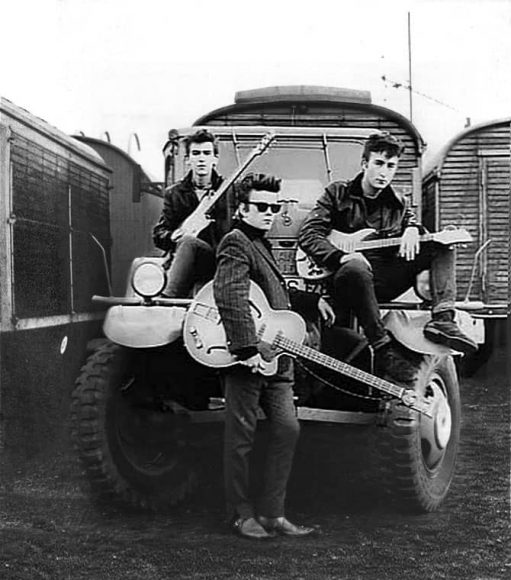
[246,201,281,214]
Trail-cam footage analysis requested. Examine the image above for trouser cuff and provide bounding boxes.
[432,303,455,318]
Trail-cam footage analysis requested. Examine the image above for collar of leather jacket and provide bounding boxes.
[340,172,405,210]
[181,168,224,191]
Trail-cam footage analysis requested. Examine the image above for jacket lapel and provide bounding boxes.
[252,238,286,283]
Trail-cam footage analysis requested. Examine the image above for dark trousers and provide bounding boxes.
[332,242,456,348]
[164,236,215,297]
[223,358,299,520]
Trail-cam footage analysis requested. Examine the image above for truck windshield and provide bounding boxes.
[172,134,364,212]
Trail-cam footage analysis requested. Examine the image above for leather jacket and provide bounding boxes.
[153,169,227,252]
[298,173,422,270]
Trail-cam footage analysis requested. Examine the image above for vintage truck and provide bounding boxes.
[71,86,484,513]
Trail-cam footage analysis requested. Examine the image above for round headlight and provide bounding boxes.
[131,261,166,297]
[414,270,432,303]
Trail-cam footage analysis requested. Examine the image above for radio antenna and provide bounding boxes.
[407,11,413,122]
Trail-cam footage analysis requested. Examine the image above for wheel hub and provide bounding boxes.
[420,376,452,470]
[113,386,190,477]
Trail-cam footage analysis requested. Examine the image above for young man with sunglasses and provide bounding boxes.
[214,173,334,540]
[298,131,477,378]
[153,129,228,297]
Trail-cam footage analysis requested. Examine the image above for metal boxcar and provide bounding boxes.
[422,118,509,366]
[73,137,164,295]
[422,118,509,312]
[0,98,111,459]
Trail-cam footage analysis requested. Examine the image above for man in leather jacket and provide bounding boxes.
[153,129,229,297]
[298,131,477,373]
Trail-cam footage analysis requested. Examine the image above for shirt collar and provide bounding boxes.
[234,219,268,240]
[348,172,404,207]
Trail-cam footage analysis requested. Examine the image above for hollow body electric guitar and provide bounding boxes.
[295,227,473,281]
[171,131,276,242]
[183,281,432,417]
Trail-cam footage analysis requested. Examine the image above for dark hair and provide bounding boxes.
[184,129,219,156]
[236,173,281,205]
[362,131,404,161]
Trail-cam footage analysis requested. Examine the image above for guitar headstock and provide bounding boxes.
[435,227,473,245]
[254,131,276,156]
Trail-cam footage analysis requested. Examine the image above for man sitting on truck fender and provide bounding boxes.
[153,129,229,297]
[298,131,477,377]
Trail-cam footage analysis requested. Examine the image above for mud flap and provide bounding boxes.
[383,310,457,356]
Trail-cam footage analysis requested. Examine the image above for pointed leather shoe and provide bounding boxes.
[423,320,478,355]
[232,516,275,540]
[258,516,314,537]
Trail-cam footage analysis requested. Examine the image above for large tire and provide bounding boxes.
[71,342,197,509]
[376,354,460,513]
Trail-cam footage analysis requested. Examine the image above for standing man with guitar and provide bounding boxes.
[214,173,334,540]
[298,131,477,375]
[153,129,227,297]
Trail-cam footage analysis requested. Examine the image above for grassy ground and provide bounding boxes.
[1,349,509,579]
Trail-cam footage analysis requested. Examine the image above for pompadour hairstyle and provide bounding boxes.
[236,173,281,205]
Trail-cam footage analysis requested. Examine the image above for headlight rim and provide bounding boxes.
[131,260,167,298]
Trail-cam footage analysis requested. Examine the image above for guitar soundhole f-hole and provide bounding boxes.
[207,345,229,354]
[249,299,263,320]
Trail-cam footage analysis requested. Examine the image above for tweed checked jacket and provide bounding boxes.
[214,222,318,359]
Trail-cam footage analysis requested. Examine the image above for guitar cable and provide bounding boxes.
[294,358,383,401]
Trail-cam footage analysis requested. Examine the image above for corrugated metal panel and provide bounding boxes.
[75,140,162,295]
[0,97,106,169]
[10,133,110,318]
[429,122,510,305]
[199,103,421,203]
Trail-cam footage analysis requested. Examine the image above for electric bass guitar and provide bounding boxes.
[183,281,432,417]
[295,227,472,281]
[171,131,276,241]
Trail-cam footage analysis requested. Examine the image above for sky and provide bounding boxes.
[1,0,510,179]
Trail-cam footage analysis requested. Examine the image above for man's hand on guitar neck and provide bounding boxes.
[170,228,184,243]
[399,226,421,261]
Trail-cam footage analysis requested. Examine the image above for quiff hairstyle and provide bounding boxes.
[362,131,405,161]
[235,173,281,205]
[184,129,219,156]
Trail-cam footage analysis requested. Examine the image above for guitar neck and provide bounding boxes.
[190,133,276,218]
[275,334,404,400]
[358,232,434,251]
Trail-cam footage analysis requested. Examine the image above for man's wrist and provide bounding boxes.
[232,346,258,361]
[325,250,343,270]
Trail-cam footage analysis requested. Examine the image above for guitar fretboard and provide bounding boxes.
[191,301,404,399]
[181,132,275,236]
[275,334,404,399]
[355,233,435,251]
